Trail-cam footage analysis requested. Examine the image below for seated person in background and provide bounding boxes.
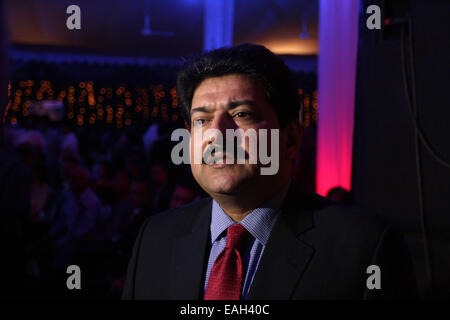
[149,163,173,213]
[82,178,154,295]
[94,170,132,242]
[91,160,116,206]
[112,178,153,253]
[92,178,153,269]
[326,186,352,205]
[169,179,201,209]
[30,163,55,222]
[49,166,102,270]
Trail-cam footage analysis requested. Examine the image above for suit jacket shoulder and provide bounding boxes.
[247,186,418,299]
[141,197,212,239]
[122,197,212,299]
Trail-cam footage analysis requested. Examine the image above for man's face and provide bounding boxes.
[189,74,288,196]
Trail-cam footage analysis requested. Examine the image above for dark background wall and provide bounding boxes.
[353,0,450,298]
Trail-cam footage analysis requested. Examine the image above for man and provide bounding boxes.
[122,44,417,299]
[113,178,153,253]
[148,163,173,214]
[50,166,102,269]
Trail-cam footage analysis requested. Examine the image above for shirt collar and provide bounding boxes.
[210,179,291,246]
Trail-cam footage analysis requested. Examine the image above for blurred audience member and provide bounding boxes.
[142,123,160,158]
[30,163,54,222]
[114,171,131,202]
[49,166,102,269]
[124,147,147,179]
[149,163,173,213]
[169,180,199,209]
[96,171,132,242]
[91,159,115,206]
[58,150,80,190]
[61,119,79,156]
[128,178,152,222]
[326,186,352,205]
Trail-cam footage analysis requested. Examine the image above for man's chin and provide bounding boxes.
[193,164,259,195]
[204,182,240,195]
[200,174,246,195]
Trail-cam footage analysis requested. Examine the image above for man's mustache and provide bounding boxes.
[201,142,248,165]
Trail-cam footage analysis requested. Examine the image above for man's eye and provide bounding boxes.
[234,112,250,118]
[193,119,206,126]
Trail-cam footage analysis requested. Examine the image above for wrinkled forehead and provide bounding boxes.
[191,74,265,110]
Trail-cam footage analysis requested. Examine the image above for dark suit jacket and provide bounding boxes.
[122,182,418,299]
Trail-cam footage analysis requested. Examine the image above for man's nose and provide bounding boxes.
[209,112,236,137]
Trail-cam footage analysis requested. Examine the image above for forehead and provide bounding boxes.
[191,74,266,108]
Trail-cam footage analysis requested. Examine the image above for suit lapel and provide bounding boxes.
[247,184,316,300]
[170,200,212,299]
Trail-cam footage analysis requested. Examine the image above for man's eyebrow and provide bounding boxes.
[190,106,211,115]
[191,100,256,115]
[226,100,257,110]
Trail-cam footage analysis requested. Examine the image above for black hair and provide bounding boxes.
[176,43,300,128]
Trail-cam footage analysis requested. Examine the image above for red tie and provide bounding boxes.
[204,224,250,300]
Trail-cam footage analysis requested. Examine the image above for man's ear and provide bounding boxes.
[285,119,302,161]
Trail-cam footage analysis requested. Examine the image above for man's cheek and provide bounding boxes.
[189,136,203,165]
[190,163,201,176]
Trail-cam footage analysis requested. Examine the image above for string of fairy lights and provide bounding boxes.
[4,80,317,129]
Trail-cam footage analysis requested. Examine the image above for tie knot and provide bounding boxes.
[226,224,249,249]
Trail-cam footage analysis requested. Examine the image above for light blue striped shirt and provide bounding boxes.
[203,181,291,299]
